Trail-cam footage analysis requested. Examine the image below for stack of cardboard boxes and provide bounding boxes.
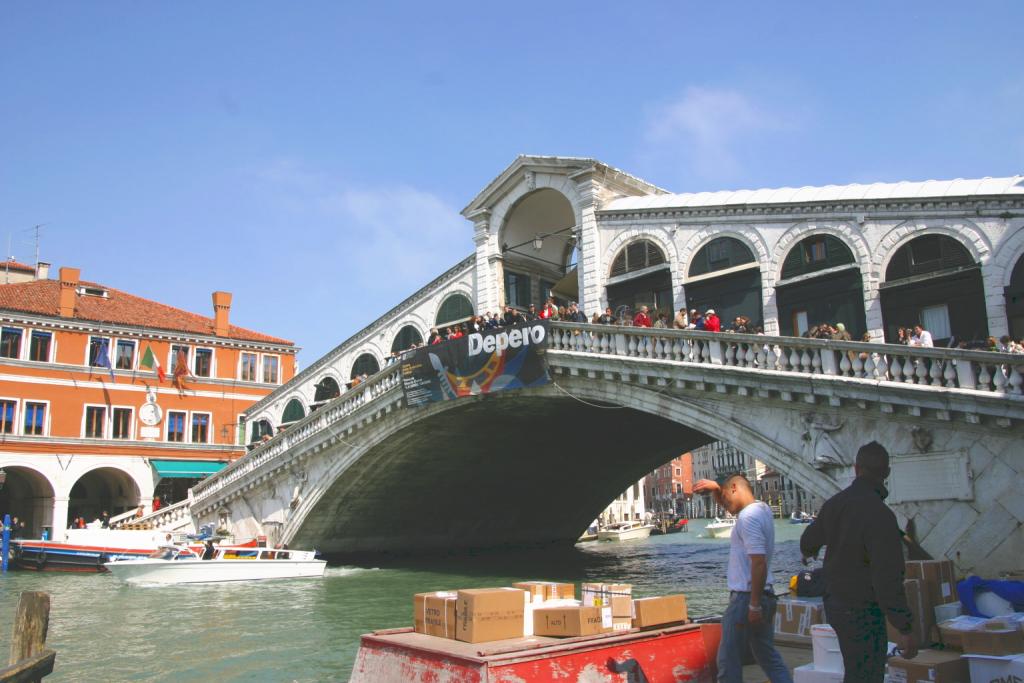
[774,597,826,645]
[412,581,688,643]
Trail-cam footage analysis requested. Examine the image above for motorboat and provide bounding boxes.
[789,511,814,524]
[596,521,655,542]
[703,517,737,539]
[104,543,326,584]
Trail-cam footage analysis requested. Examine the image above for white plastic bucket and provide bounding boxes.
[810,624,843,674]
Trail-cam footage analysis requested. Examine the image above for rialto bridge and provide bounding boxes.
[187,323,1024,575]
[177,156,1024,573]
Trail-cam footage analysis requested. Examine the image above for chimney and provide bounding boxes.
[58,267,80,317]
[212,291,232,336]
[36,261,51,280]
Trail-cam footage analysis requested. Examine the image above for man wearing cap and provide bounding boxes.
[704,308,721,332]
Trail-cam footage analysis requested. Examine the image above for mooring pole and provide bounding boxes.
[2,514,10,574]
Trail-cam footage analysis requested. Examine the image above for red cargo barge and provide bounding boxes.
[350,621,721,682]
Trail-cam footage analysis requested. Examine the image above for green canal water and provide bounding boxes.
[0,520,808,682]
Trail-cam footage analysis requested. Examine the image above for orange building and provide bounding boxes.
[646,453,694,517]
[0,266,296,539]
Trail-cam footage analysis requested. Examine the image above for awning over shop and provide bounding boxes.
[551,267,579,301]
[151,460,227,479]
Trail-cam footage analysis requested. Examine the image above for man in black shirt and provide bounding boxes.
[800,442,917,682]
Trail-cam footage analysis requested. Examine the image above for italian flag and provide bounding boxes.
[140,345,165,382]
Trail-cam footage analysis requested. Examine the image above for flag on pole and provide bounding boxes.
[140,345,165,382]
[94,338,115,382]
[172,349,191,392]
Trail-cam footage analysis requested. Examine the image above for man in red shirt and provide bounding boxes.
[704,308,721,332]
[633,305,652,327]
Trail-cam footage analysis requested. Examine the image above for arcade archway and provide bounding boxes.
[0,466,54,538]
[499,189,578,308]
[67,467,140,526]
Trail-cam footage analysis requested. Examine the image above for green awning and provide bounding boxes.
[151,460,227,479]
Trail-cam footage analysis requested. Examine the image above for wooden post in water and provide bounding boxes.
[0,591,56,683]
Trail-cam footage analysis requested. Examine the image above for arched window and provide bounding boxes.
[391,325,423,353]
[610,239,666,277]
[249,419,273,443]
[436,294,474,326]
[313,377,341,403]
[781,235,855,280]
[281,399,305,424]
[885,235,975,281]
[688,237,755,277]
[350,353,380,380]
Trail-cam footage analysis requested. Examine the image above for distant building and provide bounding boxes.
[598,477,647,526]
[1,259,48,285]
[757,469,824,518]
[0,265,296,539]
[645,453,693,518]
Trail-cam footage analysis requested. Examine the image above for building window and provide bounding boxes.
[610,240,667,277]
[240,353,258,382]
[84,406,106,438]
[115,339,136,370]
[194,348,213,377]
[23,402,46,436]
[262,355,279,384]
[170,345,190,373]
[167,411,186,442]
[29,331,52,362]
[0,399,16,433]
[112,407,133,439]
[1,327,23,359]
[435,293,474,326]
[804,239,827,263]
[504,271,531,308]
[88,337,111,367]
[191,413,210,443]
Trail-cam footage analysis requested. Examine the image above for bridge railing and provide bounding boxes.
[190,363,404,504]
[546,322,1024,395]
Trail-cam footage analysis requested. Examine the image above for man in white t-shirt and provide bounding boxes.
[695,473,792,683]
[909,325,933,348]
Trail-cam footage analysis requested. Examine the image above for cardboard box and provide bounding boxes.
[631,594,688,628]
[933,601,961,625]
[514,581,575,603]
[413,591,458,639]
[988,613,1024,633]
[612,616,632,632]
[533,605,610,637]
[937,615,987,650]
[774,597,825,645]
[793,663,844,683]
[887,579,929,646]
[581,583,632,618]
[886,648,968,683]
[905,559,958,607]
[961,622,1024,656]
[964,653,1024,683]
[455,588,526,643]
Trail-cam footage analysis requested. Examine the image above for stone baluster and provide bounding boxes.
[627,334,638,357]
[902,357,915,384]
[977,363,992,391]
[1009,364,1024,394]
[725,344,736,366]
[744,344,755,368]
[992,364,1008,393]
[914,359,928,384]
[889,356,903,383]
[928,359,944,386]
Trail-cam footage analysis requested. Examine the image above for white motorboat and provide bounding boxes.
[596,521,655,542]
[104,544,326,584]
[703,517,737,539]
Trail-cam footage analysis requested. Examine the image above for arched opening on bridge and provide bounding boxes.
[312,377,341,408]
[685,237,761,328]
[68,467,140,526]
[436,293,474,327]
[606,239,672,321]
[1005,255,1024,340]
[281,398,305,426]
[391,325,423,354]
[349,353,380,382]
[775,235,865,338]
[0,466,54,538]
[880,235,986,345]
[499,188,578,308]
[249,419,273,445]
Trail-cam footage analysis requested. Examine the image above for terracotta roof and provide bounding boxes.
[0,279,293,346]
[3,259,36,273]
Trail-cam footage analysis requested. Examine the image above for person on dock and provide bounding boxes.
[800,441,917,682]
[694,473,792,683]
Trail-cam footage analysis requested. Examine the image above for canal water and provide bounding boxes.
[0,520,808,682]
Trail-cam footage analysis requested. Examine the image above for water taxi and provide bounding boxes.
[596,521,655,542]
[104,544,326,584]
[703,517,736,539]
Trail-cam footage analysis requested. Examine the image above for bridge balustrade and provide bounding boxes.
[546,323,1024,395]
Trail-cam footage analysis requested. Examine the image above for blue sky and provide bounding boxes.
[3,2,1022,364]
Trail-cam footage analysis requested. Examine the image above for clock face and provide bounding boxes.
[139,402,163,426]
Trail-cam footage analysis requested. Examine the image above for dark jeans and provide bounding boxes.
[824,596,887,683]
[717,591,792,683]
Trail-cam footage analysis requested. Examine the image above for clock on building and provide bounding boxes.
[139,397,163,426]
